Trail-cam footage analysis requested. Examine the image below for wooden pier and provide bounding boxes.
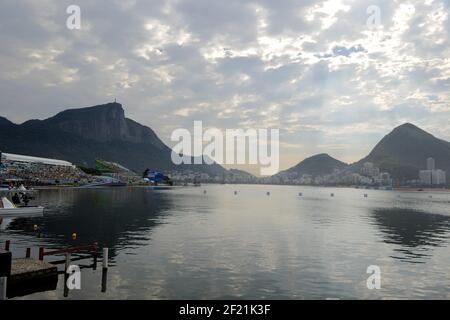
[7,258,58,298]
[1,240,107,299]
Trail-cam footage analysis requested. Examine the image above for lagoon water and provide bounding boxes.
[1,185,450,299]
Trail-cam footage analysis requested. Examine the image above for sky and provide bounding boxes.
[0,0,449,175]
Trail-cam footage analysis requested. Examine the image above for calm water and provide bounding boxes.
[1,185,450,300]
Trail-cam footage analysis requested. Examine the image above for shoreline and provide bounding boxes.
[29,183,450,193]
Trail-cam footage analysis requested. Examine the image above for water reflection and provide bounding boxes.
[372,208,450,262]
[4,188,174,260]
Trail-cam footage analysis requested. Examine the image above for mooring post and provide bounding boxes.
[101,267,108,293]
[102,248,109,270]
[39,247,44,261]
[5,240,10,251]
[63,253,70,298]
[101,247,109,292]
[0,277,7,300]
[65,252,71,273]
[26,248,31,258]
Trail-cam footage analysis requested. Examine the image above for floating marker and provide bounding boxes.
[330,193,334,197]
[234,191,238,195]
[204,190,207,194]
[267,192,270,196]
[299,192,303,197]
[364,194,368,198]
[71,233,77,240]
[33,224,38,231]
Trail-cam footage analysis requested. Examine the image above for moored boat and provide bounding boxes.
[0,196,44,217]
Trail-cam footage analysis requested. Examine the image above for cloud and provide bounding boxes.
[0,0,449,173]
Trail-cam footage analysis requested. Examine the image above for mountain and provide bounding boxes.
[282,153,348,177]
[353,123,450,183]
[0,102,227,175]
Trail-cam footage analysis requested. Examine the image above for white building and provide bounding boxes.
[433,169,446,185]
[419,158,447,185]
[419,170,432,185]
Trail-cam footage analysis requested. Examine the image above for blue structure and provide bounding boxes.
[143,170,172,185]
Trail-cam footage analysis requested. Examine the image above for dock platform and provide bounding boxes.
[7,258,58,298]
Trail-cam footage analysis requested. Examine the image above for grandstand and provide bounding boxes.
[0,151,88,185]
[1,152,74,167]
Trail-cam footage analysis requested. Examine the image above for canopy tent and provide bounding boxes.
[95,159,132,174]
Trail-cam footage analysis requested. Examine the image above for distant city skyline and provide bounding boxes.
[1,1,450,174]
[420,157,447,185]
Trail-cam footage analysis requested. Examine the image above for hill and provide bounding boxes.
[353,123,450,183]
[0,102,227,175]
[283,153,348,177]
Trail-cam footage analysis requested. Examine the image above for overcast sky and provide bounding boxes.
[0,0,449,174]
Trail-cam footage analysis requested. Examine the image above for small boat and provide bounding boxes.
[0,196,44,217]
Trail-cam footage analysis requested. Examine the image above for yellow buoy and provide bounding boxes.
[72,233,77,240]
[33,224,38,231]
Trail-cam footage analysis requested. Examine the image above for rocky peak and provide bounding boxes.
[45,102,149,143]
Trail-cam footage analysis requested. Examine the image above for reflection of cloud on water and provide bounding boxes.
[371,208,450,263]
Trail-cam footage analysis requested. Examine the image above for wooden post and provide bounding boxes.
[39,247,44,261]
[102,248,109,270]
[101,248,109,292]
[4,240,10,251]
[65,252,71,273]
[62,251,71,296]
[101,268,108,293]
[26,248,31,258]
[0,277,6,300]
